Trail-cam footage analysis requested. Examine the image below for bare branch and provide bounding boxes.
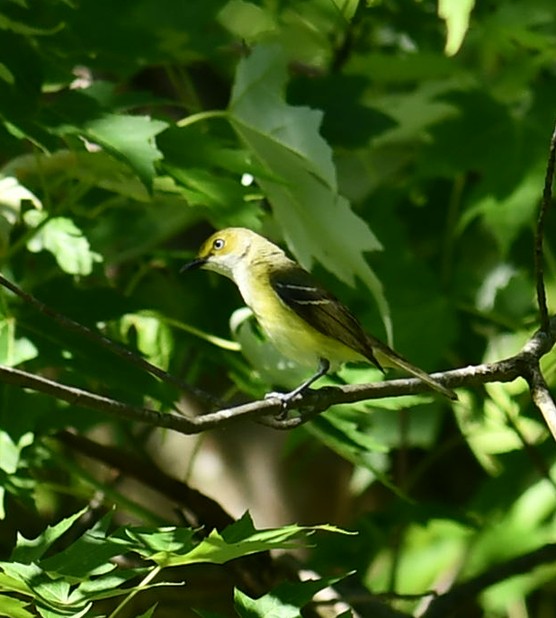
[0,317,554,435]
[0,363,273,434]
[265,358,527,430]
[535,120,556,332]
[526,364,556,442]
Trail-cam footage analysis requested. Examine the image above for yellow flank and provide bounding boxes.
[245,268,364,369]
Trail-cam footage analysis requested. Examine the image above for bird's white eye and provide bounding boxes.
[213,238,225,251]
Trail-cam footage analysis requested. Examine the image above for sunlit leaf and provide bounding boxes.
[82,114,168,190]
[438,0,475,55]
[229,43,392,341]
[25,211,102,275]
[234,575,345,618]
[0,315,37,367]
[152,513,352,567]
[11,508,88,564]
[0,594,34,618]
[118,312,174,370]
[217,0,276,40]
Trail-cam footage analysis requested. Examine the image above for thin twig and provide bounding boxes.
[0,363,270,433]
[535,121,556,333]
[0,274,217,408]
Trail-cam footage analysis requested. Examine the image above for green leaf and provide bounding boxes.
[118,312,174,371]
[0,431,33,475]
[0,174,41,253]
[164,164,247,210]
[82,113,168,190]
[234,587,301,618]
[0,595,34,618]
[0,326,37,367]
[331,0,360,21]
[11,508,88,564]
[118,525,197,560]
[154,513,351,567]
[65,569,149,603]
[0,292,38,367]
[87,181,199,264]
[234,576,345,618]
[4,511,174,617]
[58,0,230,73]
[307,410,388,465]
[0,572,32,596]
[229,43,392,342]
[438,0,475,56]
[0,562,54,601]
[157,124,264,228]
[39,513,125,579]
[419,91,518,194]
[458,165,544,256]
[25,212,102,275]
[0,31,42,116]
[217,0,276,41]
[35,602,92,618]
[454,384,545,475]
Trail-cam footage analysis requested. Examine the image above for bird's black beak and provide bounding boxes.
[180,257,206,274]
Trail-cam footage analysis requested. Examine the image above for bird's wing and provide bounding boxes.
[269,265,383,370]
[270,264,456,400]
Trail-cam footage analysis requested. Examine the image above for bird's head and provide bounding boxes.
[181,227,256,279]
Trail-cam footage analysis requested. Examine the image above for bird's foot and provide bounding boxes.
[264,390,298,420]
[265,359,330,419]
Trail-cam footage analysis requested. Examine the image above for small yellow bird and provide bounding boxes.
[183,228,456,406]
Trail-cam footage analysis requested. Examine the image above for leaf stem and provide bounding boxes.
[177,110,229,129]
[108,564,163,618]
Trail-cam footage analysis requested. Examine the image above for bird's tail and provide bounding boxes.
[370,340,457,400]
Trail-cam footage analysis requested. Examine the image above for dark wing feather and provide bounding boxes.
[270,264,457,399]
[269,265,383,370]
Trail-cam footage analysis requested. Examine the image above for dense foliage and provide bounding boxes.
[0,0,556,616]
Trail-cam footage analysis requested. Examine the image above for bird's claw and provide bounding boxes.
[264,391,295,420]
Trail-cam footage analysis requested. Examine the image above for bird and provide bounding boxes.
[182,227,456,407]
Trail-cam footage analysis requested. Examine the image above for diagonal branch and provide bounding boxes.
[535,120,556,333]
[0,363,269,434]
